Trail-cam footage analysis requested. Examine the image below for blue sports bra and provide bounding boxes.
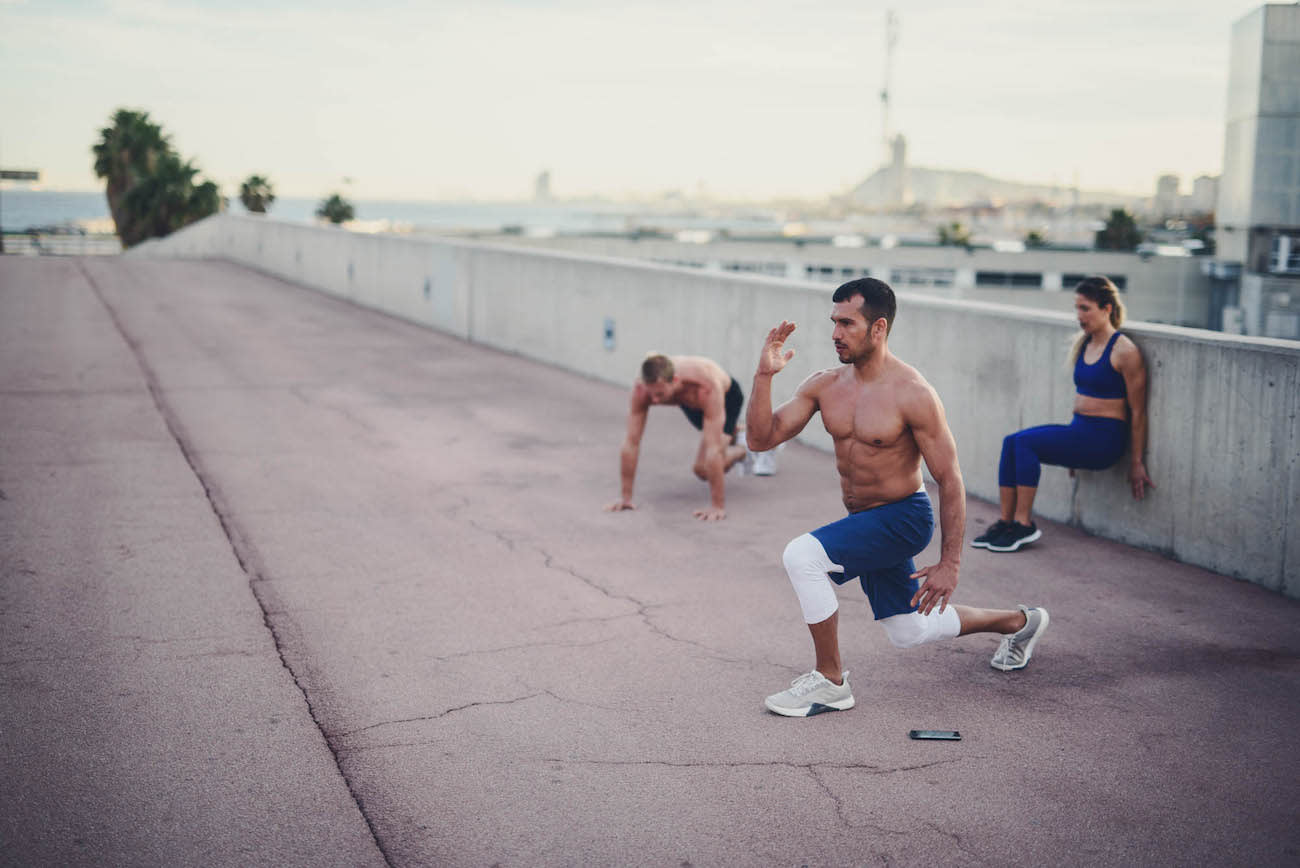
[1074,331,1127,399]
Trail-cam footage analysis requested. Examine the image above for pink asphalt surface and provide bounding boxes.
[2,256,1298,867]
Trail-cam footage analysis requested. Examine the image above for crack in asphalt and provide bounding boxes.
[921,820,988,865]
[79,260,397,868]
[538,757,969,773]
[2,655,107,666]
[535,547,791,671]
[332,685,625,749]
[429,635,619,663]
[465,516,520,552]
[535,687,625,715]
[288,384,379,434]
[540,755,973,843]
[444,492,770,670]
[331,688,626,756]
[460,512,775,672]
[331,692,547,740]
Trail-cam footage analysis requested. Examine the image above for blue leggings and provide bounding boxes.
[999,414,1128,488]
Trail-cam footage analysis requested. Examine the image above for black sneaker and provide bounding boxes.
[971,519,1013,549]
[986,521,1042,552]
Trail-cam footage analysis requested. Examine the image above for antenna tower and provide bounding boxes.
[880,9,899,164]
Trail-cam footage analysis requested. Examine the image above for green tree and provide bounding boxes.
[1095,209,1142,251]
[937,221,972,248]
[316,193,355,224]
[92,108,220,247]
[122,153,220,241]
[91,109,169,245]
[239,174,276,214]
[1024,230,1048,248]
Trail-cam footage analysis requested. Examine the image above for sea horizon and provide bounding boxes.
[0,189,793,235]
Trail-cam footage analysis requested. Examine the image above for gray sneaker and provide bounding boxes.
[765,670,854,717]
[991,606,1049,671]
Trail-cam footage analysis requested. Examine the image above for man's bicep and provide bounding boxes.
[770,390,817,442]
[911,389,960,480]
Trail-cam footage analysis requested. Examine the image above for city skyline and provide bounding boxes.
[1,0,1258,202]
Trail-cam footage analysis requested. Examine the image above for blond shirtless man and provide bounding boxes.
[746,279,1051,717]
[606,354,751,521]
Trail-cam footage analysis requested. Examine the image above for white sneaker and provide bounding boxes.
[728,430,750,476]
[990,606,1050,671]
[764,670,854,717]
[749,444,780,476]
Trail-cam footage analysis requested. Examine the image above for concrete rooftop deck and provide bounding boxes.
[2,256,1298,867]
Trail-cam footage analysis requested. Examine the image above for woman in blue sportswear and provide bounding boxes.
[974,275,1155,552]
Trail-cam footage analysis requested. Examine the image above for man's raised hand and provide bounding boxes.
[758,321,797,377]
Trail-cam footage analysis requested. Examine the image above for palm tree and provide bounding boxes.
[92,108,220,246]
[92,109,170,243]
[316,193,355,225]
[239,175,276,214]
[120,153,221,244]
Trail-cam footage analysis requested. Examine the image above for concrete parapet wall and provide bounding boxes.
[485,234,1215,328]
[133,215,1300,596]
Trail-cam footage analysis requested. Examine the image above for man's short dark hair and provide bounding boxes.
[832,278,896,334]
[641,353,675,383]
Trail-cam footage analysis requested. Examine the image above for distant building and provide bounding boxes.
[1214,3,1300,339]
[534,170,552,202]
[1189,174,1219,214]
[1154,174,1181,218]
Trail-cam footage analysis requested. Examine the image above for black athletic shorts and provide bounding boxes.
[681,377,744,437]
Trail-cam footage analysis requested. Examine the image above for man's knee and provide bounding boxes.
[692,461,709,480]
[783,534,826,575]
[782,534,839,624]
[879,609,961,649]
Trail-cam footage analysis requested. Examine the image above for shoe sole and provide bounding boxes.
[986,528,1042,552]
[990,608,1050,671]
[765,695,855,717]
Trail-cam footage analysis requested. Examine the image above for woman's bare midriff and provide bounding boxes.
[1073,393,1127,421]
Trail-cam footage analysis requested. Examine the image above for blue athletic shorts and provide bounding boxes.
[809,489,935,620]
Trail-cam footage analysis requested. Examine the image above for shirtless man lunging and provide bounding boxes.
[745,278,1051,716]
[607,354,757,521]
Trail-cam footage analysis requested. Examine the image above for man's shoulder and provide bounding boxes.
[884,355,930,387]
[798,366,845,395]
[674,354,720,371]
[889,359,941,412]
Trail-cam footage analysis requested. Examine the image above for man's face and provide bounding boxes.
[830,297,881,363]
[645,378,677,403]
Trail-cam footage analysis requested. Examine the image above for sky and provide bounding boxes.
[0,0,1264,202]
